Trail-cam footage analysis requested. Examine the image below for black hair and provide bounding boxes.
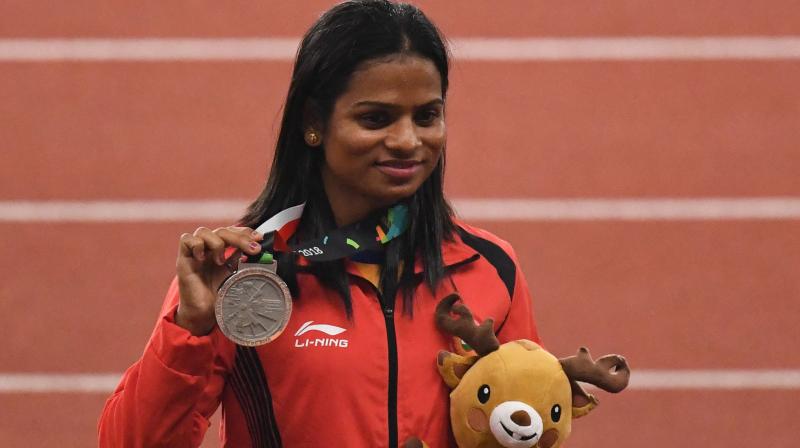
[240,0,455,317]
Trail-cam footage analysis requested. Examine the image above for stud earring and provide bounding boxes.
[305,130,320,146]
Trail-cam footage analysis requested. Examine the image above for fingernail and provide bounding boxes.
[249,241,262,251]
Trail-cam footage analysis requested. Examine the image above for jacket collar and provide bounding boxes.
[420,233,480,273]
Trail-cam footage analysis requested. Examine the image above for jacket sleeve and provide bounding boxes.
[98,277,231,447]
[496,247,542,346]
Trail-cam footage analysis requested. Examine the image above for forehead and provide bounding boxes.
[337,55,443,107]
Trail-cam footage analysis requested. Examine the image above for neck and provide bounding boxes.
[322,172,386,227]
[329,197,376,227]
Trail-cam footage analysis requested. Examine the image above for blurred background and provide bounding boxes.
[1,1,799,446]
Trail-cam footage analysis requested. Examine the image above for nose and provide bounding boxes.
[511,410,531,426]
[385,117,421,152]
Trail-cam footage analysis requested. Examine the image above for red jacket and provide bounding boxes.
[98,223,541,447]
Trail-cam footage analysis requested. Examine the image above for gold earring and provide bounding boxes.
[305,130,320,146]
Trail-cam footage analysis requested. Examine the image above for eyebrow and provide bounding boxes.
[352,98,444,109]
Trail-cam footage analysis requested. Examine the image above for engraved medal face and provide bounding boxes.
[215,264,292,346]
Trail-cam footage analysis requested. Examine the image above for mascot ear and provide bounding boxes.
[437,350,478,389]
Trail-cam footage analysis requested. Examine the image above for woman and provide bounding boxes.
[98,1,540,447]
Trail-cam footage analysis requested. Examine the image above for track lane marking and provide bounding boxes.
[2,370,798,393]
[627,370,800,390]
[454,37,800,60]
[0,200,248,222]
[2,198,800,222]
[453,198,800,221]
[0,373,120,393]
[2,37,800,61]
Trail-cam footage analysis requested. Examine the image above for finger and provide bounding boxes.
[194,227,228,265]
[229,226,263,240]
[213,227,263,258]
[179,233,207,261]
[222,249,243,272]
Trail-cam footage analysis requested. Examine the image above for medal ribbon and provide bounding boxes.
[248,203,409,264]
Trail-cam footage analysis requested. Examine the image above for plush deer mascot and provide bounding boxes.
[406,294,631,448]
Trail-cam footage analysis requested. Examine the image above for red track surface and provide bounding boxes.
[4,61,800,199]
[1,1,799,447]
[3,1,800,37]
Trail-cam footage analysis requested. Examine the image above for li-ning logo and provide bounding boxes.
[294,321,349,348]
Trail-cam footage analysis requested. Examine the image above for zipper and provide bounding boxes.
[382,300,398,448]
[351,275,399,448]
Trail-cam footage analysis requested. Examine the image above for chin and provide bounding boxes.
[375,183,424,204]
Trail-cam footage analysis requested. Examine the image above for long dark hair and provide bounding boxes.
[241,0,455,317]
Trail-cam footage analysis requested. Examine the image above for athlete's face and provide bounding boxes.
[318,54,446,225]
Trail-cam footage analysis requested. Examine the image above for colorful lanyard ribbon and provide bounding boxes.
[248,203,409,264]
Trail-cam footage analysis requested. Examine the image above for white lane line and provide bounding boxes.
[0,200,248,222]
[453,37,800,60]
[453,198,800,221]
[0,373,121,393]
[628,370,800,390]
[2,198,800,222]
[1,370,799,393]
[2,37,800,61]
[0,38,299,61]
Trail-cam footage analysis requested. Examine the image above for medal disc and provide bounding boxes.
[215,264,292,346]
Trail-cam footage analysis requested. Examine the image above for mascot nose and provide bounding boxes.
[510,410,531,426]
[489,401,543,448]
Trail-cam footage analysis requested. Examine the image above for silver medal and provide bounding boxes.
[215,260,292,346]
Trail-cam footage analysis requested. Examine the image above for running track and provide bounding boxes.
[1,1,799,446]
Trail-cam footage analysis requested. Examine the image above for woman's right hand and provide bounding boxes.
[174,226,264,336]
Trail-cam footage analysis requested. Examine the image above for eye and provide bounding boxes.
[551,404,561,422]
[358,111,391,129]
[414,108,441,126]
[477,384,490,404]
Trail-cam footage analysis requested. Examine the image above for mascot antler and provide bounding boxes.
[559,347,630,393]
[435,293,499,356]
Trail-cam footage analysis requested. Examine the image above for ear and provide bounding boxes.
[437,350,478,389]
[569,380,599,419]
[302,100,324,146]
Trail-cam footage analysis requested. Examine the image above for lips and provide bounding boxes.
[376,159,421,169]
[374,159,422,181]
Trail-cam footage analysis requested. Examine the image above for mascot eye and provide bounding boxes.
[477,385,491,404]
[551,404,562,422]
